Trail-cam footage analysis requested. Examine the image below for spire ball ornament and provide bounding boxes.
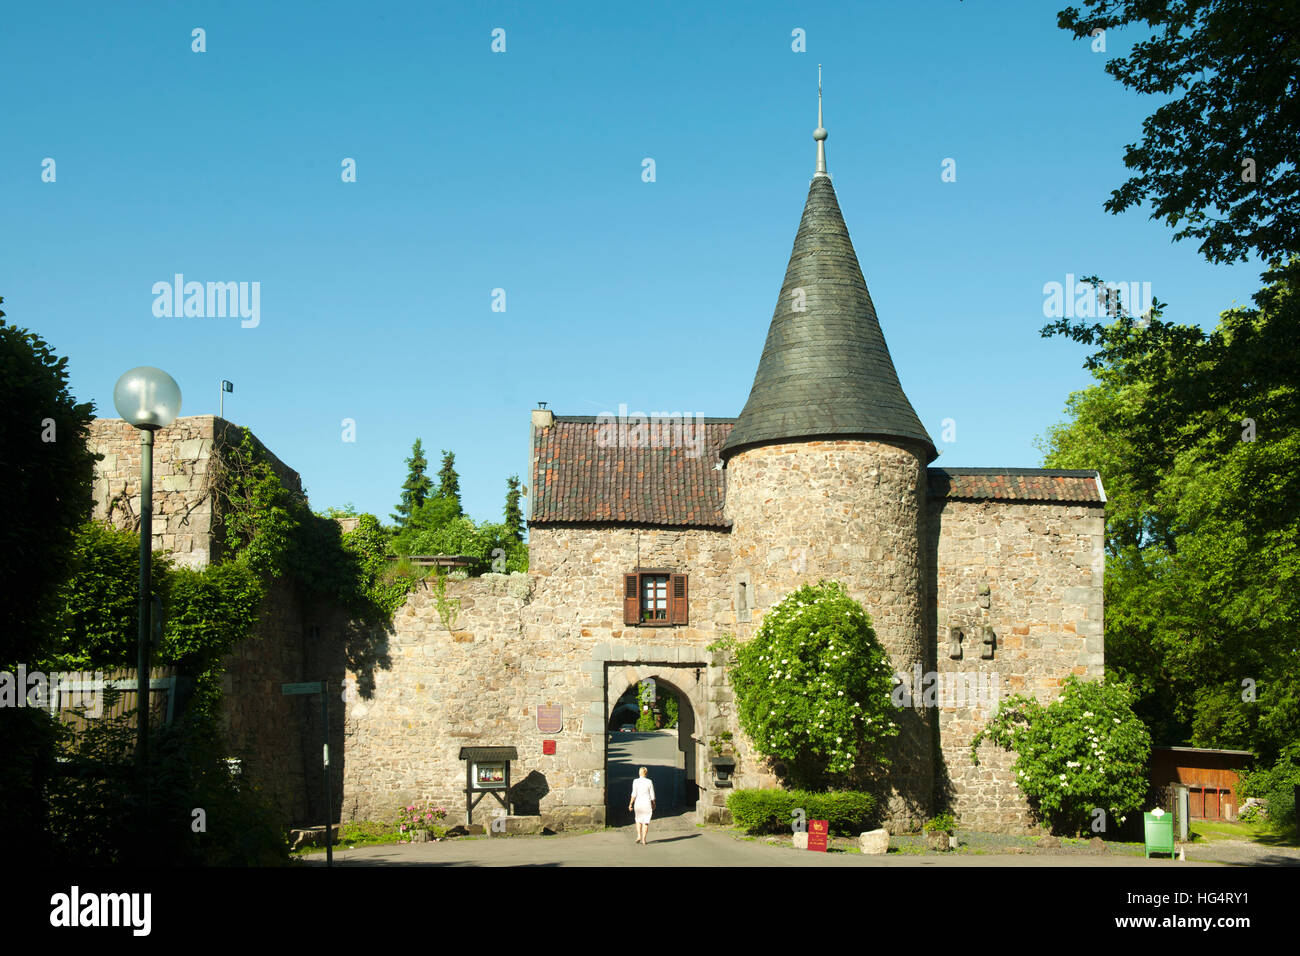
[814,64,828,176]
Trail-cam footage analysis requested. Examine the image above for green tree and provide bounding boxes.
[503,474,524,543]
[1039,262,1300,766]
[972,675,1152,836]
[724,581,899,790]
[1058,0,1300,265]
[46,522,171,670]
[391,438,432,527]
[392,494,463,556]
[436,449,462,515]
[0,301,98,662]
[0,300,98,860]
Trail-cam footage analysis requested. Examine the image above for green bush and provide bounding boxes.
[924,812,956,833]
[727,788,877,836]
[972,674,1151,835]
[45,690,291,866]
[724,581,899,790]
[1239,752,1300,833]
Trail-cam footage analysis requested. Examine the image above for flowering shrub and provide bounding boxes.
[971,675,1151,835]
[397,801,448,842]
[724,581,899,789]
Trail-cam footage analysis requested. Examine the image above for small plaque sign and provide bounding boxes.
[281,681,325,696]
[542,739,556,755]
[536,704,563,734]
[808,819,829,852]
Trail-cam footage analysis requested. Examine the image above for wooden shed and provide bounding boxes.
[1150,746,1253,821]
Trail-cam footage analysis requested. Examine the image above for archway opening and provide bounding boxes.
[605,675,698,827]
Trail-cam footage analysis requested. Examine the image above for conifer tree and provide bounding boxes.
[436,450,462,516]
[503,475,524,543]
[391,438,432,527]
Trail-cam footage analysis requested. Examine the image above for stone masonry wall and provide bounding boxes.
[89,417,221,569]
[88,416,314,827]
[88,415,301,569]
[724,439,932,828]
[928,498,1105,832]
[221,576,310,825]
[337,525,735,829]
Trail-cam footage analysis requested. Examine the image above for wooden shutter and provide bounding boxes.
[670,574,688,625]
[623,574,639,626]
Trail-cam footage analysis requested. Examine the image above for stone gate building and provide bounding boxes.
[87,100,1105,834]
[332,103,1106,833]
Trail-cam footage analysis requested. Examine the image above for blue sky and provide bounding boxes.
[2,1,1265,526]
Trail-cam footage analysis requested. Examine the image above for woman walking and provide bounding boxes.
[628,766,656,844]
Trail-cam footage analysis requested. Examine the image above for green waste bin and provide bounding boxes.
[1143,812,1175,859]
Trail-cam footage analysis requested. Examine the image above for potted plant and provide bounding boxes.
[923,812,956,851]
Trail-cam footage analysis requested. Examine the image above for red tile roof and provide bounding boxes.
[529,418,1103,526]
[530,417,734,527]
[927,468,1104,504]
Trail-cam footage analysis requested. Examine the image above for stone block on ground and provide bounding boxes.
[793,832,808,850]
[859,828,890,854]
[488,814,544,836]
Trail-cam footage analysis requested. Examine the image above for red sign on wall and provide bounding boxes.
[808,819,829,852]
[542,739,556,755]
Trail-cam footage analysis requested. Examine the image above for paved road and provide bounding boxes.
[606,729,690,828]
[305,822,1221,868]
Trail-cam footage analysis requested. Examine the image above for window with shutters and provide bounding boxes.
[622,569,688,626]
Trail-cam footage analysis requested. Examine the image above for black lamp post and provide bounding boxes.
[113,366,182,774]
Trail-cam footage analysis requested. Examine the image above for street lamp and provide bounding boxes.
[113,367,181,774]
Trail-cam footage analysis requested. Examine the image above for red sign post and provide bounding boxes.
[808,819,829,852]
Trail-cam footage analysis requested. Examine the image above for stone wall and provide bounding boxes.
[724,439,932,827]
[337,525,736,830]
[927,498,1105,832]
[221,577,311,825]
[87,415,301,569]
[88,416,316,827]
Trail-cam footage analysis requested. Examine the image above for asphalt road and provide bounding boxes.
[306,823,1223,868]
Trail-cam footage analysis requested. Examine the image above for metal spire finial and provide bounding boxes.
[813,64,828,176]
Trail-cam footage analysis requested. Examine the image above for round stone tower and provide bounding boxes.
[722,85,937,826]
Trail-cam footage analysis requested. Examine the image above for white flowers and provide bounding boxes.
[1066,761,1080,768]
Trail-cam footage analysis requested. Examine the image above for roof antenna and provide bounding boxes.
[814,64,828,177]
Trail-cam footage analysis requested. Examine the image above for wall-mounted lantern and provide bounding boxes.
[710,755,736,787]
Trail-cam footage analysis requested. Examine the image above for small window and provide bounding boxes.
[642,574,668,622]
[623,571,688,626]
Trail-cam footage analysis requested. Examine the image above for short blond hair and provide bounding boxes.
[639,766,648,776]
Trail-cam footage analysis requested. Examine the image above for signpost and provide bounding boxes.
[282,681,332,866]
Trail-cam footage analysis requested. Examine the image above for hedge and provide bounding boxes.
[727,789,877,836]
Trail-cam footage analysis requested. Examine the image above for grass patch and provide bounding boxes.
[1190,818,1296,846]
[295,820,403,854]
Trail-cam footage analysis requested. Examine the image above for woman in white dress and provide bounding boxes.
[628,766,656,844]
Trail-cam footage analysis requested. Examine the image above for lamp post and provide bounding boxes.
[113,367,182,775]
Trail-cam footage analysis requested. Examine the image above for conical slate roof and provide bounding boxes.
[722,174,936,463]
